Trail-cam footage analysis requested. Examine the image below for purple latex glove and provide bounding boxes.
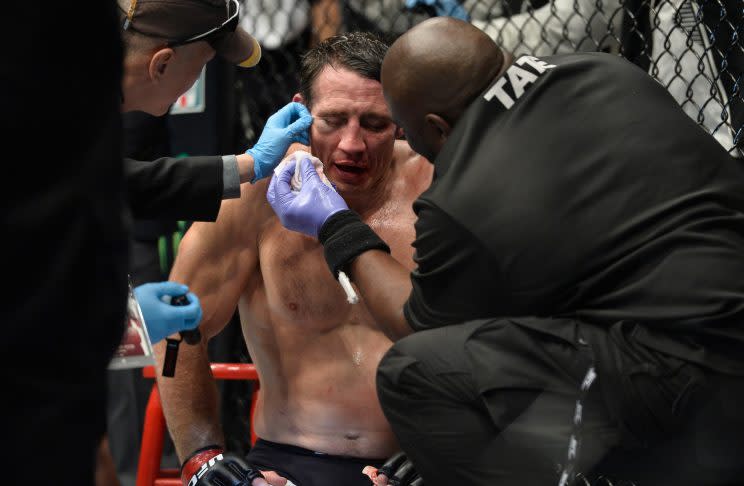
[267,157,348,238]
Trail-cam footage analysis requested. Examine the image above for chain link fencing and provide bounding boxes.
[234,0,742,156]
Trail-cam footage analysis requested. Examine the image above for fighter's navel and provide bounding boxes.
[345,431,360,440]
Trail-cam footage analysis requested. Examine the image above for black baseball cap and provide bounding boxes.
[118,0,261,67]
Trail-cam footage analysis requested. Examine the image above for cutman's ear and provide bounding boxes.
[148,47,176,81]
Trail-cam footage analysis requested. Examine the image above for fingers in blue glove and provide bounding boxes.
[268,102,312,129]
[247,102,314,182]
[154,281,190,298]
[287,113,313,146]
[134,282,187,302]
[266,102,299,128]
[173,291,202,330]
[133,282,203,344]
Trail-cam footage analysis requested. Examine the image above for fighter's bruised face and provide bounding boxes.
[305,66,398,194]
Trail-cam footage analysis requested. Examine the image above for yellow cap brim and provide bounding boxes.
[214,27,261,68]
[238,36,262,68]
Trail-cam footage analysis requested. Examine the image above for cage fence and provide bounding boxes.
[235,0,742,156]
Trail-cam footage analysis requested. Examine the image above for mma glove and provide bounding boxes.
[133,282,202,344]
[247,102,313,182]
[267,157,390,276]
[181,446,265,486]
[377,451,424,486]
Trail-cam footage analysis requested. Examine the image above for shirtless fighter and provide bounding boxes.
[154,32,433,486]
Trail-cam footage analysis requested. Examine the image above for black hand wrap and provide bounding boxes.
[378,451,424,486]
[318,209,391,278]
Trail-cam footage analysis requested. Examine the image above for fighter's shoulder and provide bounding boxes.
[393,139,433,191]
[212,178,274,236]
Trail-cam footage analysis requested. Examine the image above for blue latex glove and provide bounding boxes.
[133,282,202,344]
[267,157,348,238]
[246,102,313,182]
[405,0,470,20]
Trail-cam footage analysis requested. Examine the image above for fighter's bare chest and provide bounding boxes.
[256,217,413,326]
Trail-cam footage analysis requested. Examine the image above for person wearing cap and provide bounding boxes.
[110,2,312,485]
[114,0,314,356]
[117,0,313,222]
[4,2,302,486]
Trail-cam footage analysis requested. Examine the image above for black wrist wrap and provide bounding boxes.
[318,210,390,277]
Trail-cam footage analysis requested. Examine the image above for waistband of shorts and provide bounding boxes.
[253,438,388,463]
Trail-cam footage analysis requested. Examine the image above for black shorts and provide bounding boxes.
[245,439,386,486]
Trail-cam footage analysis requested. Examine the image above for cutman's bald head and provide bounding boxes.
[382,18,509,161]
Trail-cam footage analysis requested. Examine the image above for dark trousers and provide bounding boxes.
[376,318,744,486]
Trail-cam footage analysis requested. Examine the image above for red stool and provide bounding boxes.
[136,363,260,486]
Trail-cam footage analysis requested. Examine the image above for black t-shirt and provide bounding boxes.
[404,52,744,372]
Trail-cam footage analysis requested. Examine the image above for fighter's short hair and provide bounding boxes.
[299,32,389,107]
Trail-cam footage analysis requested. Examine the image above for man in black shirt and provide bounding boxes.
[268,17,744,486]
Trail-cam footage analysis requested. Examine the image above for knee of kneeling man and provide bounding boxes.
[376,330,458,389]
[376,338,421,391]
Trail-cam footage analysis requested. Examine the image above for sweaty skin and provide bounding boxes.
[154,66,433,462]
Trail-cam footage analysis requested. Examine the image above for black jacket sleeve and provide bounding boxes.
[404,200,502,331]
[124,155,224,221]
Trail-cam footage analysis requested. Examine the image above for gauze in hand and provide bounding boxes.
[272,150,359,305]
[274,150,331,191]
